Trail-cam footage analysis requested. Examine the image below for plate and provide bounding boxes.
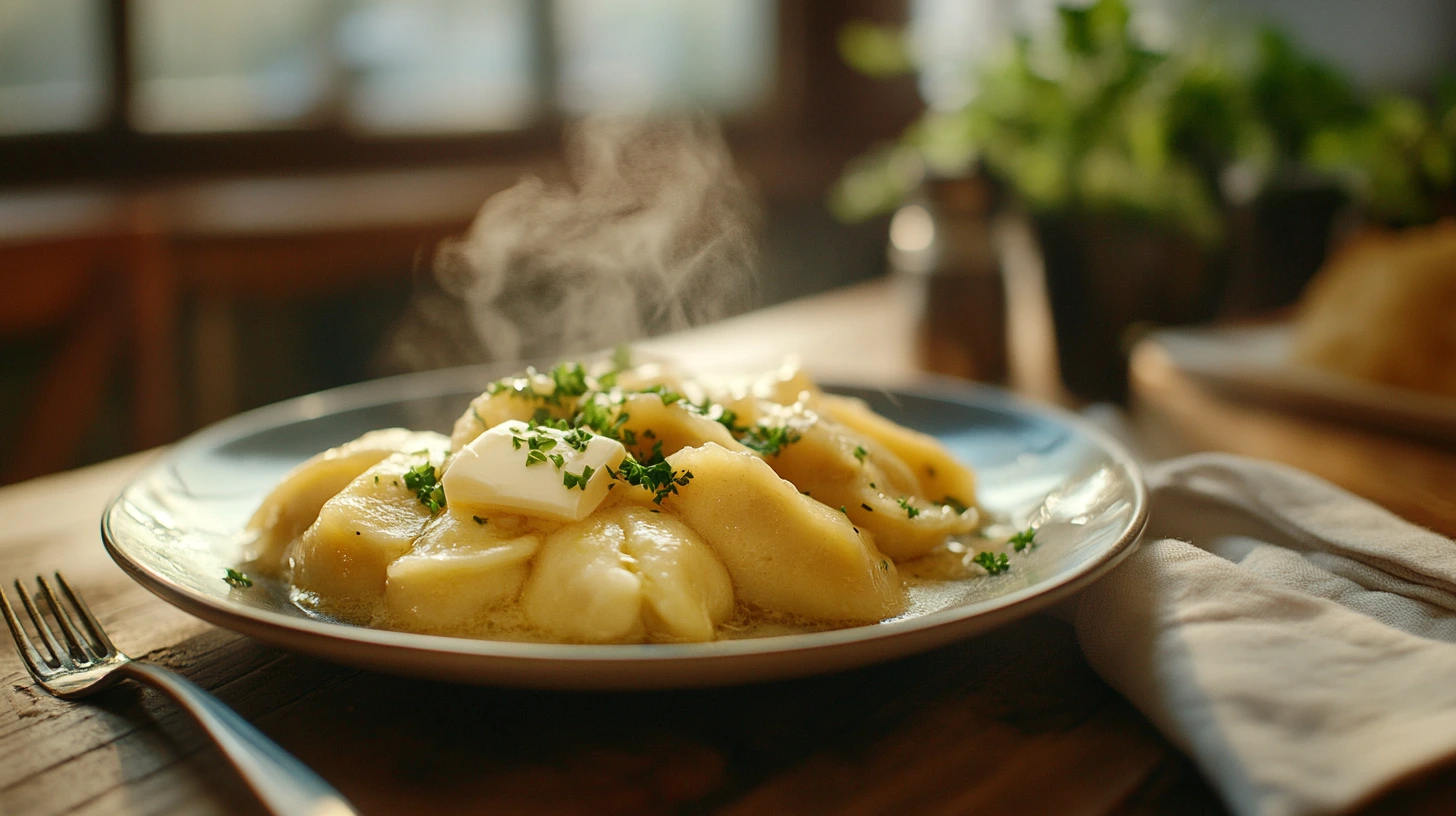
[1146,323,1456,444]
[102,366,1146,690]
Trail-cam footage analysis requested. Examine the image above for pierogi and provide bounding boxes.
[245,359,997,644]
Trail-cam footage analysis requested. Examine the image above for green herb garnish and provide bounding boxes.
[853,445,868,463]
[223,568,253,589]
[472,516,487,525]
[941,496,970,514]
[740,424,801,457]
[562,465,596,491]
[896,497,920,519]
[610,456,693,504]
[403,461,446,513]
[1009,526,1037,552]
[548,362,590,400]
[636,384,685,406]
[972,551,1010,575]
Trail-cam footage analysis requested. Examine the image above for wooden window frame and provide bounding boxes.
[0,1,915,188]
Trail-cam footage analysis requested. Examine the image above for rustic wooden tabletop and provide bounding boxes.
[4,276,1455,815]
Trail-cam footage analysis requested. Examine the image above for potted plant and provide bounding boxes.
[833,0,1369,400]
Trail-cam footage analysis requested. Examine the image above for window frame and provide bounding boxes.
[0,0,833,186]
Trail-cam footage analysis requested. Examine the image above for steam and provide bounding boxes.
[390,116,759,369]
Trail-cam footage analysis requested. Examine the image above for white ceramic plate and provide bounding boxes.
[1147,323,1456,444]
[103,366,1146,690]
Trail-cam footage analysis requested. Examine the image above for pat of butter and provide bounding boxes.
[443,420,626,522]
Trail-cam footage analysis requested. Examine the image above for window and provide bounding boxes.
[339,0,539,134]
[34,0,777,138]
[556,0,775,116]
[0,0,108,135]
[132,0,334,132]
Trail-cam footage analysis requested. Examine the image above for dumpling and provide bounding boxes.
[384,510,540,631]
[820,394,978,511]
[291,451,440,603]
[753,405,978,561]
[664,443,905,622]
[520,505,733,643]
[612,392,747,460]
[246,429,450,570]
[449,371,571,452]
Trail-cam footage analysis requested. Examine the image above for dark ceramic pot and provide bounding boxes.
[1220,183,1345,318]
[1033,214,1227,402]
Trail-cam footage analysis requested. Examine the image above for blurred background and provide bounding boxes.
[2,0,1454,485]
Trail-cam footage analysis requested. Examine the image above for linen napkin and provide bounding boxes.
[1073,452,1456,816]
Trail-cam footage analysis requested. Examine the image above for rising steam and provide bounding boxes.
[390,116,759,370]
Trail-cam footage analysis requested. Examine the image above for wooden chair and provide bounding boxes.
[0,191,179,483]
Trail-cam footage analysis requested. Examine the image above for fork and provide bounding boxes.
[2,573,360,816]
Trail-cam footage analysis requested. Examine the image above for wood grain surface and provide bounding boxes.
[0,453,1224,816]
[5,278,1456,815]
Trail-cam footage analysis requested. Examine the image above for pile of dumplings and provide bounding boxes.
[246,360,981,644]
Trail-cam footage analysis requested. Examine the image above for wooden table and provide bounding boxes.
[4,279,1454,815]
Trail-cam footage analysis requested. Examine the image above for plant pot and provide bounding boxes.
[1033,214,1227,402]
[1220,183,1346,318]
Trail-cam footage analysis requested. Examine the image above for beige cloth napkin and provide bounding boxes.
[1073,452,1456,816]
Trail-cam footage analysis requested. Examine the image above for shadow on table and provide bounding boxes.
[92,616,1222,816]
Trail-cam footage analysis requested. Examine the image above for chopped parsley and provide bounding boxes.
[853,445,867,463]
[517,428,572,469]
[972,551,1010,575]
[1009,526,1037,552]
[562,465,596,491]
[689,398,746,435]
[403,461,446,513]
[485,361,591,407]
[610,455,692,504]
[896,497,920,519]
[575,398,630,442]
[563,428,595,451]
[223,568,253,589]
[549,361,590,399]
[740,424,801,457]
[636,383,685,406]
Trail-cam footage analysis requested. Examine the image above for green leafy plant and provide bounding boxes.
[833,0,1455,238]
[833,0,1258,244]
[1306,82,1456,224]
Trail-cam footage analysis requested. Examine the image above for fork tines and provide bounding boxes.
[1,573,116,676]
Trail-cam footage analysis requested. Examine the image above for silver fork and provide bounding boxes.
[2,573,359,816]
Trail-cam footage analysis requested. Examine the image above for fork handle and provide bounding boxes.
[120,662,360,816]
